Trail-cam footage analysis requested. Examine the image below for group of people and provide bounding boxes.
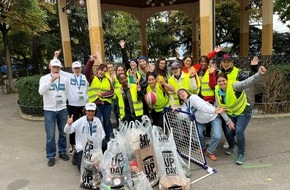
[38,42,266,171]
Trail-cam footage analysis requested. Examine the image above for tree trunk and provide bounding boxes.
[30,36,43,74]
[2,26,16,93]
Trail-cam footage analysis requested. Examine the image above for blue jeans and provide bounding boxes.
[224,113,252,155]
[196,115,222,154]
[96,104,112,140]
[44,108,68,158]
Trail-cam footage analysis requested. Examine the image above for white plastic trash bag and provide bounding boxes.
[79,123,104,189]
[129,172,153,190]
[99,139,131,189]
[152,126,191,190]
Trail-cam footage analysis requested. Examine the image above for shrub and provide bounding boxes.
[255,64,290,113]
[17,75,43,116]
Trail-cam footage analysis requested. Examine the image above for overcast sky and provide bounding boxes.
[273,14,289,33]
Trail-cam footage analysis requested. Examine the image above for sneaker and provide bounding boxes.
[59,153,70,161]
[205,150,217,161]
[223,141,229,149]
[224,147,234,155]
[47,158,55,167]
[235,154,245,165]
[68,145,75,155]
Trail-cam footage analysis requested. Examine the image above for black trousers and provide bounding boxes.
[67,105,85,145]
[151,109,164,128]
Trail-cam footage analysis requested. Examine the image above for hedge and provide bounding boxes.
[17,75,43,116]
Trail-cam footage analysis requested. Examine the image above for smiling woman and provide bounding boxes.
[215,66,267,165]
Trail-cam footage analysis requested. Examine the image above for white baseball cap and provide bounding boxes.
[72,61,82,68]
[85,103,97,111]
[50,59,63,67]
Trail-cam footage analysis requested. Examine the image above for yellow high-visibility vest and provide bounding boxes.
[115,84,143,120]
[226,67,239,82]
[126,70,141,84]
[201,70,214,96]
[168,73,191,106]
[88,76,112,103]
[215,82,247,116]
[193,74,201,95]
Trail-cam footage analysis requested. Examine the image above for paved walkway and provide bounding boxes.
[1,93,290,190]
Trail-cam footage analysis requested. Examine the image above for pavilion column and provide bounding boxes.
[140,21,148,56]
[239,0,250,57]
[57,0,72,67]
[199,0,214,55]
[86,0,105,64]
[192,15,199,60]
[261,0,273,55]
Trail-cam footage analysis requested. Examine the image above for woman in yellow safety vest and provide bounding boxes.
[115,73,144,123]
[146,72,175,128]
[84,63,114,141]
[219,53,258,149]
[215,65,267,165]
[168,60,197,108]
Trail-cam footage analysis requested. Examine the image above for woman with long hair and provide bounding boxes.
[146,72,174,128]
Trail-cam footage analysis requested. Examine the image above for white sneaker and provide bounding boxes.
[68,145,75,155]
[223,141,229,149]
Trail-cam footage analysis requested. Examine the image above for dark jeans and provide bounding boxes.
[96,104,112,140]
[112,99,119,128]
[67,105,84,145]
[224,113,252,155]
[44,109,68,158]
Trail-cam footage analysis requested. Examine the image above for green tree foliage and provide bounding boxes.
[29,1,58,73]
[215,0,240,53]
[147,12,178,59]
[249,25,262,55]
[102,11,140,61]
[147,11,192,58]
[274,0,290,27]
[101,10,193,60]
[0,0,50,92]
[67,5,90,64]
[273,31,290,54]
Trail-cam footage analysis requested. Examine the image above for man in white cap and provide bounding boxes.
[59,60,89,157]
[38,57,70,167]
[64,102,105,171]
